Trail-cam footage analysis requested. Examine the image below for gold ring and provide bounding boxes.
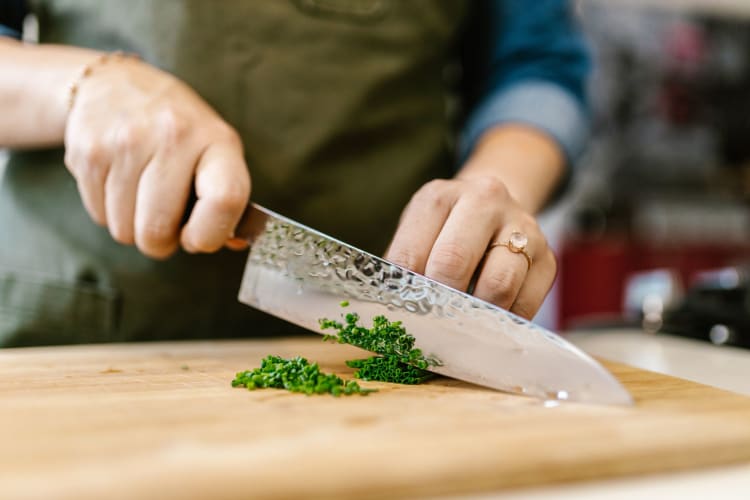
[489,231,532,270]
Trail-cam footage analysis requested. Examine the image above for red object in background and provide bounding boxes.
[558,236,750,330]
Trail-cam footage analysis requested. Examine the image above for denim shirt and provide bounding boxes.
[0,0,589,164]
[460,0,590,164]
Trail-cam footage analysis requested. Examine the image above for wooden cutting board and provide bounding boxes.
[2,336,750,500]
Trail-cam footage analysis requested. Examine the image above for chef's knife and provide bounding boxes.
[235,203,633,406]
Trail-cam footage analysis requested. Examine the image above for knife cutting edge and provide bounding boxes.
[235,203,633,406]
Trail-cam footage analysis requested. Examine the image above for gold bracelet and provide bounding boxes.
[67,50,140,111]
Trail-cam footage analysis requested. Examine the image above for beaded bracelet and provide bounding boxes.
[67,50,140,111]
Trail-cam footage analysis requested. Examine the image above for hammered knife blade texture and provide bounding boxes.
[236,204,633,406]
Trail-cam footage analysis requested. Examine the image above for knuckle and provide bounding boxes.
[481,267,520,305]
[532,230,550,257]
[213,122,242,148]
[413,179,451,207]
[137,218,177,253]
[511,301,537,320]
[80,142,108,168]
[113,123,143,154]
[427,241,474,285]
[68,141,108,179]
[205,182,249,214]
[156,107,191,144]
[386,248,421,272]
[421,178,450,194]
[475,176,509,200]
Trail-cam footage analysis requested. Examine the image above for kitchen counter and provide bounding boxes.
[569,330,750,396]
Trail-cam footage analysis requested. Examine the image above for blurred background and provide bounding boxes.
[544,0,750,347]
[2,0,750,347]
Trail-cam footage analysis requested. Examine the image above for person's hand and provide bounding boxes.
[385,176,556,320]
[63,55,250,259]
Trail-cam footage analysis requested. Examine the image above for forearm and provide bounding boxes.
[0,37,100,148]
[457,124,565,214]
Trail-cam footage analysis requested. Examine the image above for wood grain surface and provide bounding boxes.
[1,336,750,499]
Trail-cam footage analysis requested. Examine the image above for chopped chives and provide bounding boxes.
[319,308,437,385]
[232,355,375,396]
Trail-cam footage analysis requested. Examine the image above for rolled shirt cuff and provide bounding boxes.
[459,80,589,166]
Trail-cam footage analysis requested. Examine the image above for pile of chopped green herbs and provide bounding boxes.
[232,303,437,396]
[232,355,374,396]
[319,305,438,385]
[345,356,434,385]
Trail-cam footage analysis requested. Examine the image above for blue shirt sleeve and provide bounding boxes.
[0,0,27,39]
[460,0,591,165]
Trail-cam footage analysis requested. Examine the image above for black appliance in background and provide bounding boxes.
[662,266,750,349]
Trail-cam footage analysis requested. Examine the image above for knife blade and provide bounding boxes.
[235,203,633,406]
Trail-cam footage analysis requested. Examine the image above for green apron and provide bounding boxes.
[0,0,469,346]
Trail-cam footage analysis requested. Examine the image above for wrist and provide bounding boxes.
[66,51,141,114]
[458,124,565,213]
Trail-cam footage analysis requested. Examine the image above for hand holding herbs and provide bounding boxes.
[232,304,438,396]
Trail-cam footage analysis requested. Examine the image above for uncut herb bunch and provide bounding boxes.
[319,310,437,385]
[232,355,375,396]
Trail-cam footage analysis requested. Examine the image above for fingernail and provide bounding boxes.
[225,237,249,251]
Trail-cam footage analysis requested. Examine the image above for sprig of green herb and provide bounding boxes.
[232,355,375,396]
[319,308,437,384]
[346,356,434,384]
